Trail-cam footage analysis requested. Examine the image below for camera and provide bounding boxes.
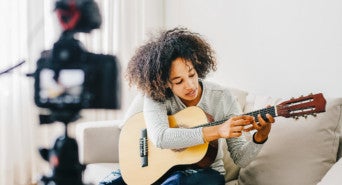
[33,0,121,185]
[34,36,121,111]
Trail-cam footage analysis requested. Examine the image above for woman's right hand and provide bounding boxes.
[218,115,255,138]
[202,115,254,142]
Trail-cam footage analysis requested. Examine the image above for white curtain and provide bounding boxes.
[0,0,39,184]
[0,0,164,184]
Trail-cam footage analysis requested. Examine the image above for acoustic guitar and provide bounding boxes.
[119,93,326,185]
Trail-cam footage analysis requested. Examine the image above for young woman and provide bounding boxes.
[100,27,274,185]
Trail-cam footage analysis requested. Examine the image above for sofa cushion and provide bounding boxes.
[226,87,248,111]
[76,120,122,164]
[238,95,342,185]
[83,163,120,185]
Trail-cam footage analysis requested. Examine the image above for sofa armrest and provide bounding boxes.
[317,157,342,185]
[75,120,123,164]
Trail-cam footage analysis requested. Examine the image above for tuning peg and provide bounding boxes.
[293,116,299,120]
[303,115,308,119]
[312,113,317,117]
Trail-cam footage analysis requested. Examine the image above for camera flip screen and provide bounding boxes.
[39,69,84,105]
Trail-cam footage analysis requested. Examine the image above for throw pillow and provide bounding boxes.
[239,96,342,185]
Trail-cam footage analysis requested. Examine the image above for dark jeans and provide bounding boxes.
[99,168,225,185]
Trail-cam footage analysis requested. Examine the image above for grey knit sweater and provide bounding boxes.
[123,80,263,175]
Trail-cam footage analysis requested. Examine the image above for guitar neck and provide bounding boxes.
[245,106,277,121]
[193,106,278,128]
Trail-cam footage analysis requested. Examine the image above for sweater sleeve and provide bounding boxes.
[226,136,263,168]
[143,96,204,149]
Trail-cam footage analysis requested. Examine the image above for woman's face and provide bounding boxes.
[167,57,202,106]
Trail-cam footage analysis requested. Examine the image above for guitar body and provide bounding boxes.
[119,106,218,185]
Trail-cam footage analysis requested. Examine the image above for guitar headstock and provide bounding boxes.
[276,93,326,119]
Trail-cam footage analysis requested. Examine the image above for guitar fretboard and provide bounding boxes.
[193,106,277,128]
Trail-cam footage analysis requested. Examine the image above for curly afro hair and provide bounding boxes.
[126,27,217,102]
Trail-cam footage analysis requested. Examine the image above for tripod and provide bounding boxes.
[38,110,92,185]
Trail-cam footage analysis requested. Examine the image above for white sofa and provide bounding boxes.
[76,88,342,185]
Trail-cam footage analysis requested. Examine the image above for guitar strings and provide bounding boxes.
[192,106,276,129]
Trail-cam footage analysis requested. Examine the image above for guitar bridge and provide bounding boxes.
[139,129,148,167]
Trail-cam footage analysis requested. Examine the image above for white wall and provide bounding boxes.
[164,0,342,99]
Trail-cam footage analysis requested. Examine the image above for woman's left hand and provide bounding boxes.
[244,113,275,143]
